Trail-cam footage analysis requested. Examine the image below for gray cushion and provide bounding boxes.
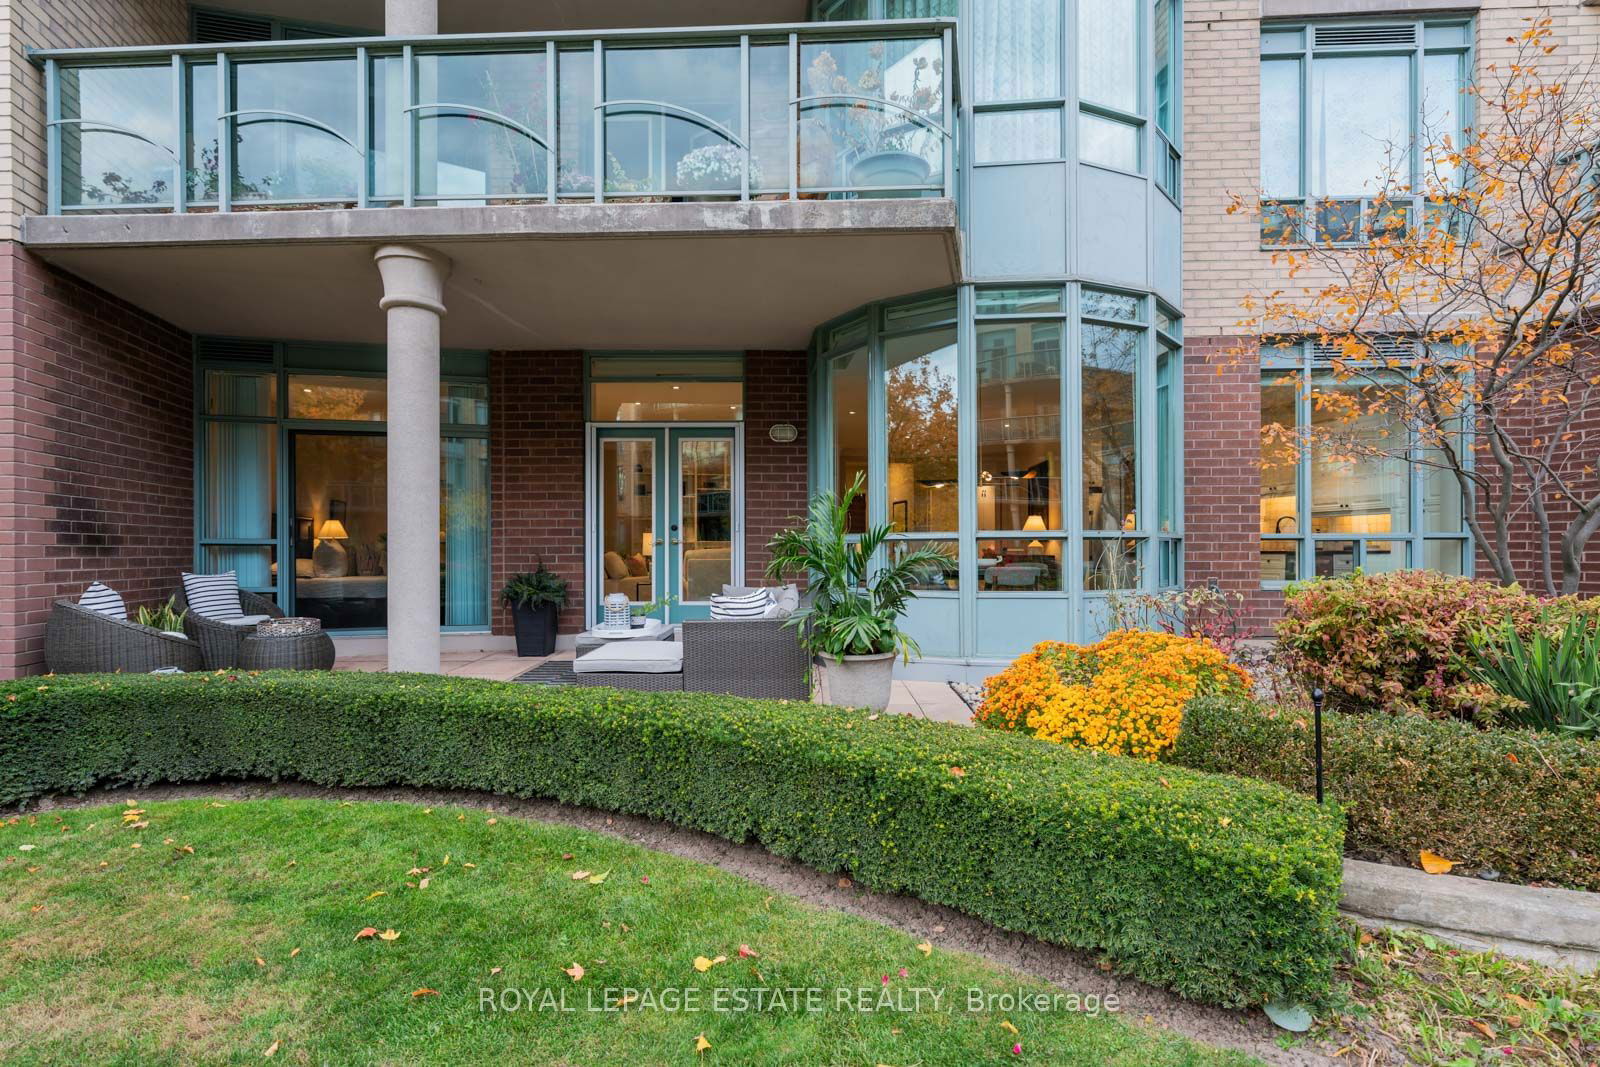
[574,640,683,674]
[764,584,801,620]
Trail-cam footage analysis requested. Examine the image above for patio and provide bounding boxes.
[331,650,973,723]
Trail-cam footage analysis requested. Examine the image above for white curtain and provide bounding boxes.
[973,0,1060,102]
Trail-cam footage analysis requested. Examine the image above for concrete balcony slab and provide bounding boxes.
[21,199,960,350]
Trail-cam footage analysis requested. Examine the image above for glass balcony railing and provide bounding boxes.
[37,20,957,214]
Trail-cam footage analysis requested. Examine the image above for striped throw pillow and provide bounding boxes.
[709,588,772,620]
[78,581,127,621]
[182,571,244,620]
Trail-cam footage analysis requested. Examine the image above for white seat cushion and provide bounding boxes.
[574,640,683,675]
[219,614,272,628]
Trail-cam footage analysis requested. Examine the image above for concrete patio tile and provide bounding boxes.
[902,680,972,725]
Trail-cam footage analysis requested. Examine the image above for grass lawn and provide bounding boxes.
[0,797,1250,1066]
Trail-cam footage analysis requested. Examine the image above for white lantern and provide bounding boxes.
[603,593,632,632]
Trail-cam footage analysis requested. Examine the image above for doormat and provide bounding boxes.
[513,662,577,686]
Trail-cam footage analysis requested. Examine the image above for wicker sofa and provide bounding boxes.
[571,618,810,700]
[44,598,205,674]
[680,618,810,699]
[171,587,285,669]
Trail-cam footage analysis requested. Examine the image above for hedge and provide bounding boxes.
[1,671,1343,1007]
[1173,696,1600,892]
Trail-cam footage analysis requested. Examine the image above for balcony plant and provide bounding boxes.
[766,473,949,710]
[804,44,943,194]
[501,561,568,657]
[674,145,761,196]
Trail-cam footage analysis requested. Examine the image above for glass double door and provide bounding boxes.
[594,427,738,623]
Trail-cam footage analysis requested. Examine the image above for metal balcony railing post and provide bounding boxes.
[45,59,61,215]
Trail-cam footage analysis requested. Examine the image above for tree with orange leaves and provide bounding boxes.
[1225,20,1600,596]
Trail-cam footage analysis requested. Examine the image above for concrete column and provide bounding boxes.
[374,244,451,673]
[385,0,437,35]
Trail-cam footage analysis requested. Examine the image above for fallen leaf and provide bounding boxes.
[587,870,610,885]
[412,988,438,998]
[562,852,574,860]
[17,844,35,852]
[463,863,476,869]
[263,1039,280,1058]
[365,891,388,901]
[1506,753,1519,763]
[694,1034,711,1052]
[486,818,497,826]
[1218,817,1232,828]
[490,967,503,976]
[422,808,433,815]
[254,957,266,968]
[620,923,631,933]
[1506,993,1536,1011]
[571,870,592,881]
[948,766,966,778]
[1468,1020,1497,1039]
[290,948,301,958]
[1158,777,1171,789]
[762,896,773,911]
[916,941,932,957]
[931,924,945,934]
[837,877,853,889]
[564,962,585,982]
[1000,1019,1019,1035]
[130,843,141,850]
[354,927,378,941]
[442,855,450,866]
[738,944,758,959]
[693,956,715,973]
[620,991,639,1006]
[378,929,400,941]
[1420,850,1458,875]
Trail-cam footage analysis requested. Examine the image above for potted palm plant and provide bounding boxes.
[501,561,568,657]
[766,473,949,710]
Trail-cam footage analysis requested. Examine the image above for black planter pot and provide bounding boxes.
[510,602,558,657]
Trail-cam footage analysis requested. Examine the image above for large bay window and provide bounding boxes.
[822,286,1181,601]
[1259,18,1471,243]
[1259,343,1470,583]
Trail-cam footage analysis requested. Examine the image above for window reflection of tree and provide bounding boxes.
[887,347,959,531]
[1082,325,1139,532]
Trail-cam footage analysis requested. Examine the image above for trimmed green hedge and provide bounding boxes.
[0,672,1343,1007]
[1173,696,1600,892]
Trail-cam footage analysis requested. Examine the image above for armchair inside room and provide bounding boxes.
[603,550,651,601]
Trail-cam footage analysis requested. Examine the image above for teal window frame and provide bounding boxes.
[1258,340,1473,588]
[811,283,1184,648]
[1259,17,1474,245]
[193,338,493,633]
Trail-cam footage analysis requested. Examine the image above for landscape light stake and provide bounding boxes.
[1311,687,1324,804]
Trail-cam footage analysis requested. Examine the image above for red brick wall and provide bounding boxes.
[742,351,810,586]
[0,242,194,677]
[1181,334,1284,634]
[489,350,587,638]
[487,350,811,640]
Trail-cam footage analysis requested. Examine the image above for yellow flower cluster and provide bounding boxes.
[975,631,1251,761]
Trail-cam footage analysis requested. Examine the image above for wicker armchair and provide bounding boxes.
[681,618,810,700]
[44,599,205,674]
[172,587,284,669]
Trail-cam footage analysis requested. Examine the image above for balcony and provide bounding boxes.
[22,21,960,349]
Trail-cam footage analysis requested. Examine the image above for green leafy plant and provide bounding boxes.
[1274,570,1600,720]
[134,596,186,634]
[1469,614,1600,739]
[0,671,1344,1008]
[499,561,568,611]
[629,594,678,618]
[1172,694,1600,891]
[765,473,950,662]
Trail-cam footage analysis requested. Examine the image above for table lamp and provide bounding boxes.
[313,518,349,577]
[1022,514,1047,549]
